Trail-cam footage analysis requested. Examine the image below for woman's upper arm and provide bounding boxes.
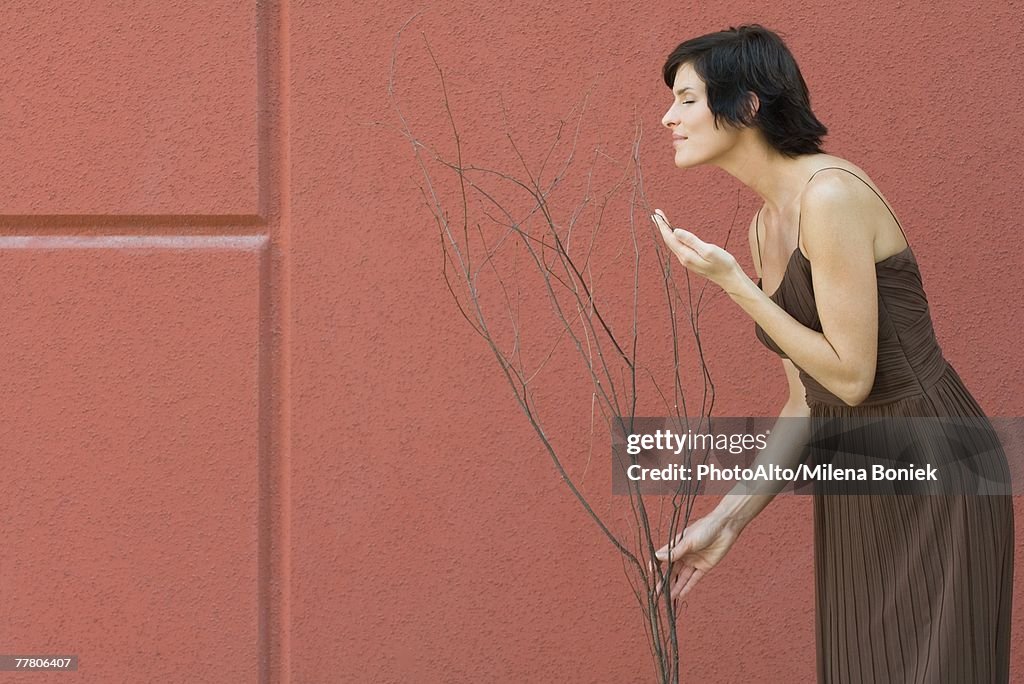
[799,173,879,402]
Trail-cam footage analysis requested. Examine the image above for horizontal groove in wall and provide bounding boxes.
[0,235,269,250]
[0,214,267,230]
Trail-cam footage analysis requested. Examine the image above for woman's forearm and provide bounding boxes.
[723,272,871,405]
[709,399,812,533]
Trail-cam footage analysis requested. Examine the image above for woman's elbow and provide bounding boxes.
[839,376,874,407]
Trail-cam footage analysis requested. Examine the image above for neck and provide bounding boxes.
[711,132,818,215]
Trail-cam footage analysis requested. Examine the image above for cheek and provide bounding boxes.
[692,110,715,133]
[696,120,728,145]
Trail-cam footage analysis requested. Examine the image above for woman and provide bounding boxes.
[649,25,1014,683]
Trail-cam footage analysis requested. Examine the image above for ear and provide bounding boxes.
[744,92,760,121]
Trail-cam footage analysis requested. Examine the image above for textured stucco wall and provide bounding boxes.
[2,1,1022,682]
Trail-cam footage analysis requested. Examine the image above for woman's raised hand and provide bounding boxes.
[652,513,742,601]
[651,209,742,290]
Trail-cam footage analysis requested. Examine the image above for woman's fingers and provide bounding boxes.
[651,210,675,237]
[670,565,695,599]
[669,225,712,261]
[673,228,710,258]
[650,560,665,598]
[677,568,706,599]
[651,209,725,267]
[654,559,706,606]
[651,211,708,266]
[654,558,685,600]
[656,531,689,561]
[652,549,706,604]
[651,212,673,237]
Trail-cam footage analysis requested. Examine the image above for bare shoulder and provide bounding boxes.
[798,162,879,257]
[802,162,877,204]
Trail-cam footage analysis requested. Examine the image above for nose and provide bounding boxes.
[661,104,677,130]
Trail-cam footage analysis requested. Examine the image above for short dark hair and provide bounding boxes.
[662,24,828,157]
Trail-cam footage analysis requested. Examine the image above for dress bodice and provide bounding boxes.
[754,245,949,407]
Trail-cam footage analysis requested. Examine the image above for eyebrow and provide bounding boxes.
[673,86,696,96]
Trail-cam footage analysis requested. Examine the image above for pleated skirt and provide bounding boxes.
[810,367,1015,683]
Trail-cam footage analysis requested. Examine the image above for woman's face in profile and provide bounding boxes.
[661,63,740,169]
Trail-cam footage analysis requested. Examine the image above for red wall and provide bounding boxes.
[1,1,1021,682]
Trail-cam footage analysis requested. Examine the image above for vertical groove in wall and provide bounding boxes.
[255,0,291,682]
[256,233,275,684]
[278,0,293,679]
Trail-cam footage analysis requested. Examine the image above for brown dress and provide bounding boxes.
[753,167,1014,683]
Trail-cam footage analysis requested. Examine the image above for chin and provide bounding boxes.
[673,155,703,169]
[674,144,721,169]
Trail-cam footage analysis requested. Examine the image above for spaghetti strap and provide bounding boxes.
[797,166,909,247]
[755,206,764,272]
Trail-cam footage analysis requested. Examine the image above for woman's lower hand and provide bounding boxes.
[651,209,742,290]
[651,513,742,601]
